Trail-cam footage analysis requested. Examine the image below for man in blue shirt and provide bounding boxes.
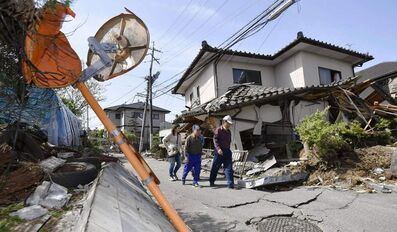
[210,115,234,189]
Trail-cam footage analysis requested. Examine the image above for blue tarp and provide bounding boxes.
[0,86,81,146]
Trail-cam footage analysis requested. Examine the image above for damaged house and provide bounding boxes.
[173,32,374,160]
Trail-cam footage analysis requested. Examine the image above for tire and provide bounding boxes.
[50,162,98,188]
[66,157,102,170]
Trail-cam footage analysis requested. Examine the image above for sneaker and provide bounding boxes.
[209,182,215,187]
[169,177,176,181]
[193,183,201,188]
[228,185,235,189]
[182,180,186,185]
[173,175,179,181]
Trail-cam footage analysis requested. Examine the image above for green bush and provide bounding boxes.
[123,130,137,143]
[296,108,394,162]
[296,107,347,160]
[339,120,368,147]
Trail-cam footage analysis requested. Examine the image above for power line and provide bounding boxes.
[160,0,262,65]
[153,0,296,99]
[159,0,210,48]
[106,80,146,106]
[156,0,194,41]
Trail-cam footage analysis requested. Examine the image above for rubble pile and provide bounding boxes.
[233,144,397,193]
[0,123,118,206]
[303,146,397,192]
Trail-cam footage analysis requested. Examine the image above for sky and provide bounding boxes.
[61,0,397,129]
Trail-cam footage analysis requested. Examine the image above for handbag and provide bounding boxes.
[167,135,179,157]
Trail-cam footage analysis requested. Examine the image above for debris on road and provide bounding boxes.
[10,205,48,221]
[27,181,71,209]
[39,156,66,173]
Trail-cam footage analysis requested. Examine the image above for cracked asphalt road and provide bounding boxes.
[124,158,397,232]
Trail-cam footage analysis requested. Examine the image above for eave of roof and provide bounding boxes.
[177,77,357,120]
[172,33,373,94]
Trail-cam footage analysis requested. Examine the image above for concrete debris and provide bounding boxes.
[367,182,396,193]
[57,152,75,159]
[39,156,66,173]
[26,181,51,206]
[246,155,276,176]
[247,143,270,162]
[26,181,70,209]
[40,182,70,209]
[238,171,308,189]
[10,205,48,221]
[373,167,384,175]
[13,214,51,232]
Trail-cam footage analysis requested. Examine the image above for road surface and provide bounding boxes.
[124,157,397,232]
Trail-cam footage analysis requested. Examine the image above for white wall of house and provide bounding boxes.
[185,64,216,107]
[300,52,354,86]
[216,60,276,96]
[274,52,305,88]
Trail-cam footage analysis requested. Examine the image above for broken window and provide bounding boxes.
[318,67,341,85]
[233,68,262,85]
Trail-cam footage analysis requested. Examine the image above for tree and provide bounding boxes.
[57,79,106,118]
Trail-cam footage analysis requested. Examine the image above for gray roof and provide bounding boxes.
[104,102,170,113]
[179,77,356,118]
[357,61,397,81]
[173,32,373,94]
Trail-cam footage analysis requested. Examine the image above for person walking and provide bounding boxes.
[210,115,235,189]
[162,124,182,181]
[182,124,203,187]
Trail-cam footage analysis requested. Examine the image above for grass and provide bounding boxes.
[0,202,25,232]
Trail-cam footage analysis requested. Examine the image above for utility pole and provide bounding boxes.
[86,105,89,130]
[147,41,161,150]
[139,84,149,152]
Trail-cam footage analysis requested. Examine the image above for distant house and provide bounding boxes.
[356,61,397,101]
[173,32,373,157]
[104,102,170,146]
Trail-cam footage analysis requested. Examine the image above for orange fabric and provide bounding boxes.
[23,3,81,88]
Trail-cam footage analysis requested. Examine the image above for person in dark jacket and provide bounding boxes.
[182,124,203,187]
[209,115,234,189]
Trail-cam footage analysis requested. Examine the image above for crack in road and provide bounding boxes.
[219,199,261,208]
[261,190,324,209]
[338,193,359,210]
[293,191,324,208]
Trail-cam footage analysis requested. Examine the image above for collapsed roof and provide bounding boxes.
[176,77,358,121]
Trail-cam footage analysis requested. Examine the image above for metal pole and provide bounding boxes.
[75,81,189,232]
[149,41,154,150]
[139,81,149,152]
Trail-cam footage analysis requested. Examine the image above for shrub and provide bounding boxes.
[296,108,394,163]
[339,120,368,147]
[295,107,347,160]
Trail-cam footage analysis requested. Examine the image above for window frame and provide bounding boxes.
[115,113,121,119]
[318,67,342,85]
[232,68,262,85]
[153,113,160,120]
[132,111,143,118]
[196,86,201,105]
[189,92,194,105]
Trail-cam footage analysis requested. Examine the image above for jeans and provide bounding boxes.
[168,153,181,177]
[182,153,201,184]
[209,148,234,188]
